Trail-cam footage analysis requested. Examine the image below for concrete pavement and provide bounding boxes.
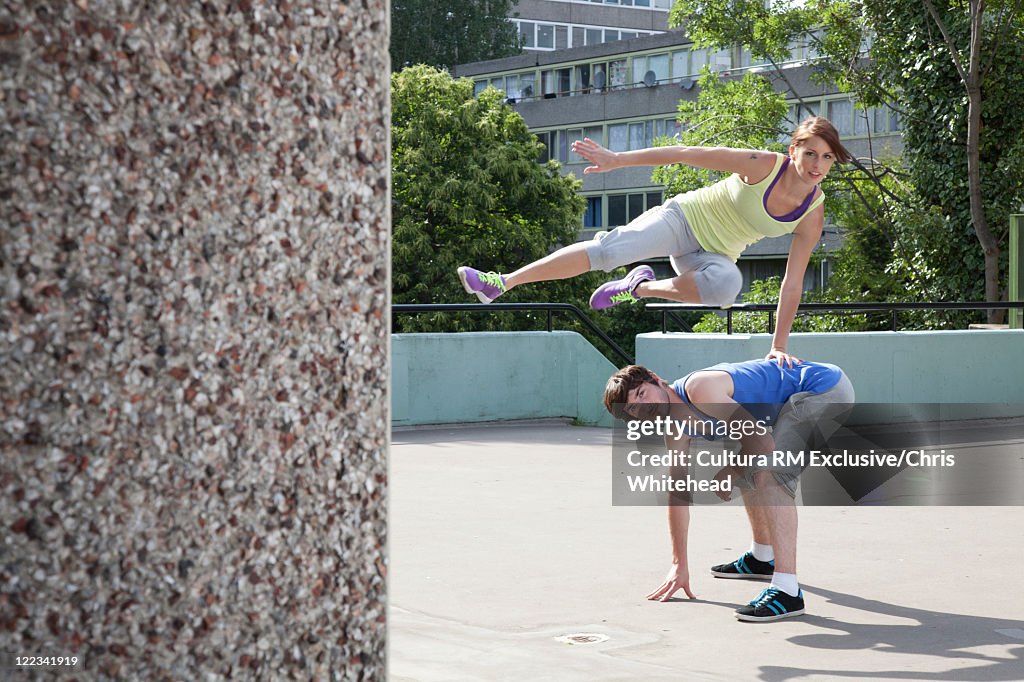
[390,421,1024,682]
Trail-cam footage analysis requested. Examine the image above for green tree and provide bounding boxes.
[391,0,521,71]
[669,0,1024,318]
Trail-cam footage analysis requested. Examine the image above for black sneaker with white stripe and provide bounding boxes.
[735,587,805,622]
[710,552,774,580]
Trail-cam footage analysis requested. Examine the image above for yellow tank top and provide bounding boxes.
[670,154,825,262]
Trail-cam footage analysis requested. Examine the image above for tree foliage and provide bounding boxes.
[669,0,1024,315]
[391,0,521,71]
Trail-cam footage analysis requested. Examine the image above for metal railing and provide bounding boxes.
[645,301,1024,334]
[393,302,634,365]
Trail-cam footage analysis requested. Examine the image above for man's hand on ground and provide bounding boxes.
[645,563,695,601]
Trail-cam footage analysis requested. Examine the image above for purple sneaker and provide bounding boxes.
[589,265,655,310]
[457,266,507,303]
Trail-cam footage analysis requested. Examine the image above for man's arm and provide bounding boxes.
[685,372,776,457]
[646,433,697,601]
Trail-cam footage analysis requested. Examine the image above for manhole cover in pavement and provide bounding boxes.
[554,633,609,645]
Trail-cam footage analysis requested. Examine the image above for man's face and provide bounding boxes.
[625,380,674,420]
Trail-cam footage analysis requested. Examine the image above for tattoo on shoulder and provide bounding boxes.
[749,154,759,159]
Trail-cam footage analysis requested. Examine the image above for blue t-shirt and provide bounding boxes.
[670,359,843,438]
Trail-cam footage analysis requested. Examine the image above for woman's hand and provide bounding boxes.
[572,137,619,174]
[766,347,801,368]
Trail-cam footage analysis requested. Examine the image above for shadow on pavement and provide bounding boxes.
[759,584,1024,681]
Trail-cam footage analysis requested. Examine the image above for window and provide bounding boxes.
[575,64,592,93]
[608,195,628,226]
[672,51,688,80]
[853,106,869,137]
[873,106,900,133]
[585,28,602,46]
[536,131,553,163]
[711,48,732,72]
[584,197,603,228]
[537,24,554,49]
[827,99,853,137]
[556,26,569,49]
[633,53,669,85]
[589,60,625,91]
[609,59,628,88]
[806,30,824,59]
[520,22,535,49]
[740,47,769,69]
[517,72,535,99]
[607,191,662,227]
[541,70,558,98]
[559,128,584,163]
[628,122,645,150]
[608,124,628,152]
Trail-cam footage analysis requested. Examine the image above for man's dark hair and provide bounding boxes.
[603,364,661,420]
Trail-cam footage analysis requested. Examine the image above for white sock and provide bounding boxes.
[749,541,774,563]
[770,572,800,597]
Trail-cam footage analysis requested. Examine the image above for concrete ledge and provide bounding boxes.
[635,329,1024,403]
[392,332,618,426]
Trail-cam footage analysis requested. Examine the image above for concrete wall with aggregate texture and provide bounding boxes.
[1,1,389,679]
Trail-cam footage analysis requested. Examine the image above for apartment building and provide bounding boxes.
[512,0,671,51]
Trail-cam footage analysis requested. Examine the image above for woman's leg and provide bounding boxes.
[633,251,742,307]
[634,272,702,302]
[504,242,592,289]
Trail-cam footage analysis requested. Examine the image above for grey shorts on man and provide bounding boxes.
[736,371,856,497]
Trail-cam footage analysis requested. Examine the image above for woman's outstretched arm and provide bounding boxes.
[572,138,778,183]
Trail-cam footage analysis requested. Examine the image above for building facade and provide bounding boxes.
[513,0,671,51]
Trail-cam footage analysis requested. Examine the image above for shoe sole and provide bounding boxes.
[711,571,773,580]
[457,267,494,304]
[735,607,805,622]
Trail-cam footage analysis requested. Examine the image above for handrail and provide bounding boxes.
[644,301,1024,334]
[393,302,635,365]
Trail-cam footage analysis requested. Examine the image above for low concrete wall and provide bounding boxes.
[635,330,1024,403]
[393,332,617,427]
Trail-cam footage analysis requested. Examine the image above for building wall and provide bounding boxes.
[516,0,671,29]
[1,2,389,679]
[636,330,1024,404]
[393,332,617,427]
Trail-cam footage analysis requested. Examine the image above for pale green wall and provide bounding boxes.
[636,330,1024,403]
[394,330,1024,427]
[392,332,617,426]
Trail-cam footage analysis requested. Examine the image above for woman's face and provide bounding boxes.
[789,135,836,185]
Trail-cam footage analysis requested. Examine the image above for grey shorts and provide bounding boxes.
[737,371,856,497]
[583,199,743,307]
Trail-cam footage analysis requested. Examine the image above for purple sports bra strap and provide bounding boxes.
[763,156,818,222]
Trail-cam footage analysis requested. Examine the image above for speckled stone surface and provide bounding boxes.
[1,2,388,679]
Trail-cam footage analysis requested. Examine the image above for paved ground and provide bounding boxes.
[390,422,1024,682]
